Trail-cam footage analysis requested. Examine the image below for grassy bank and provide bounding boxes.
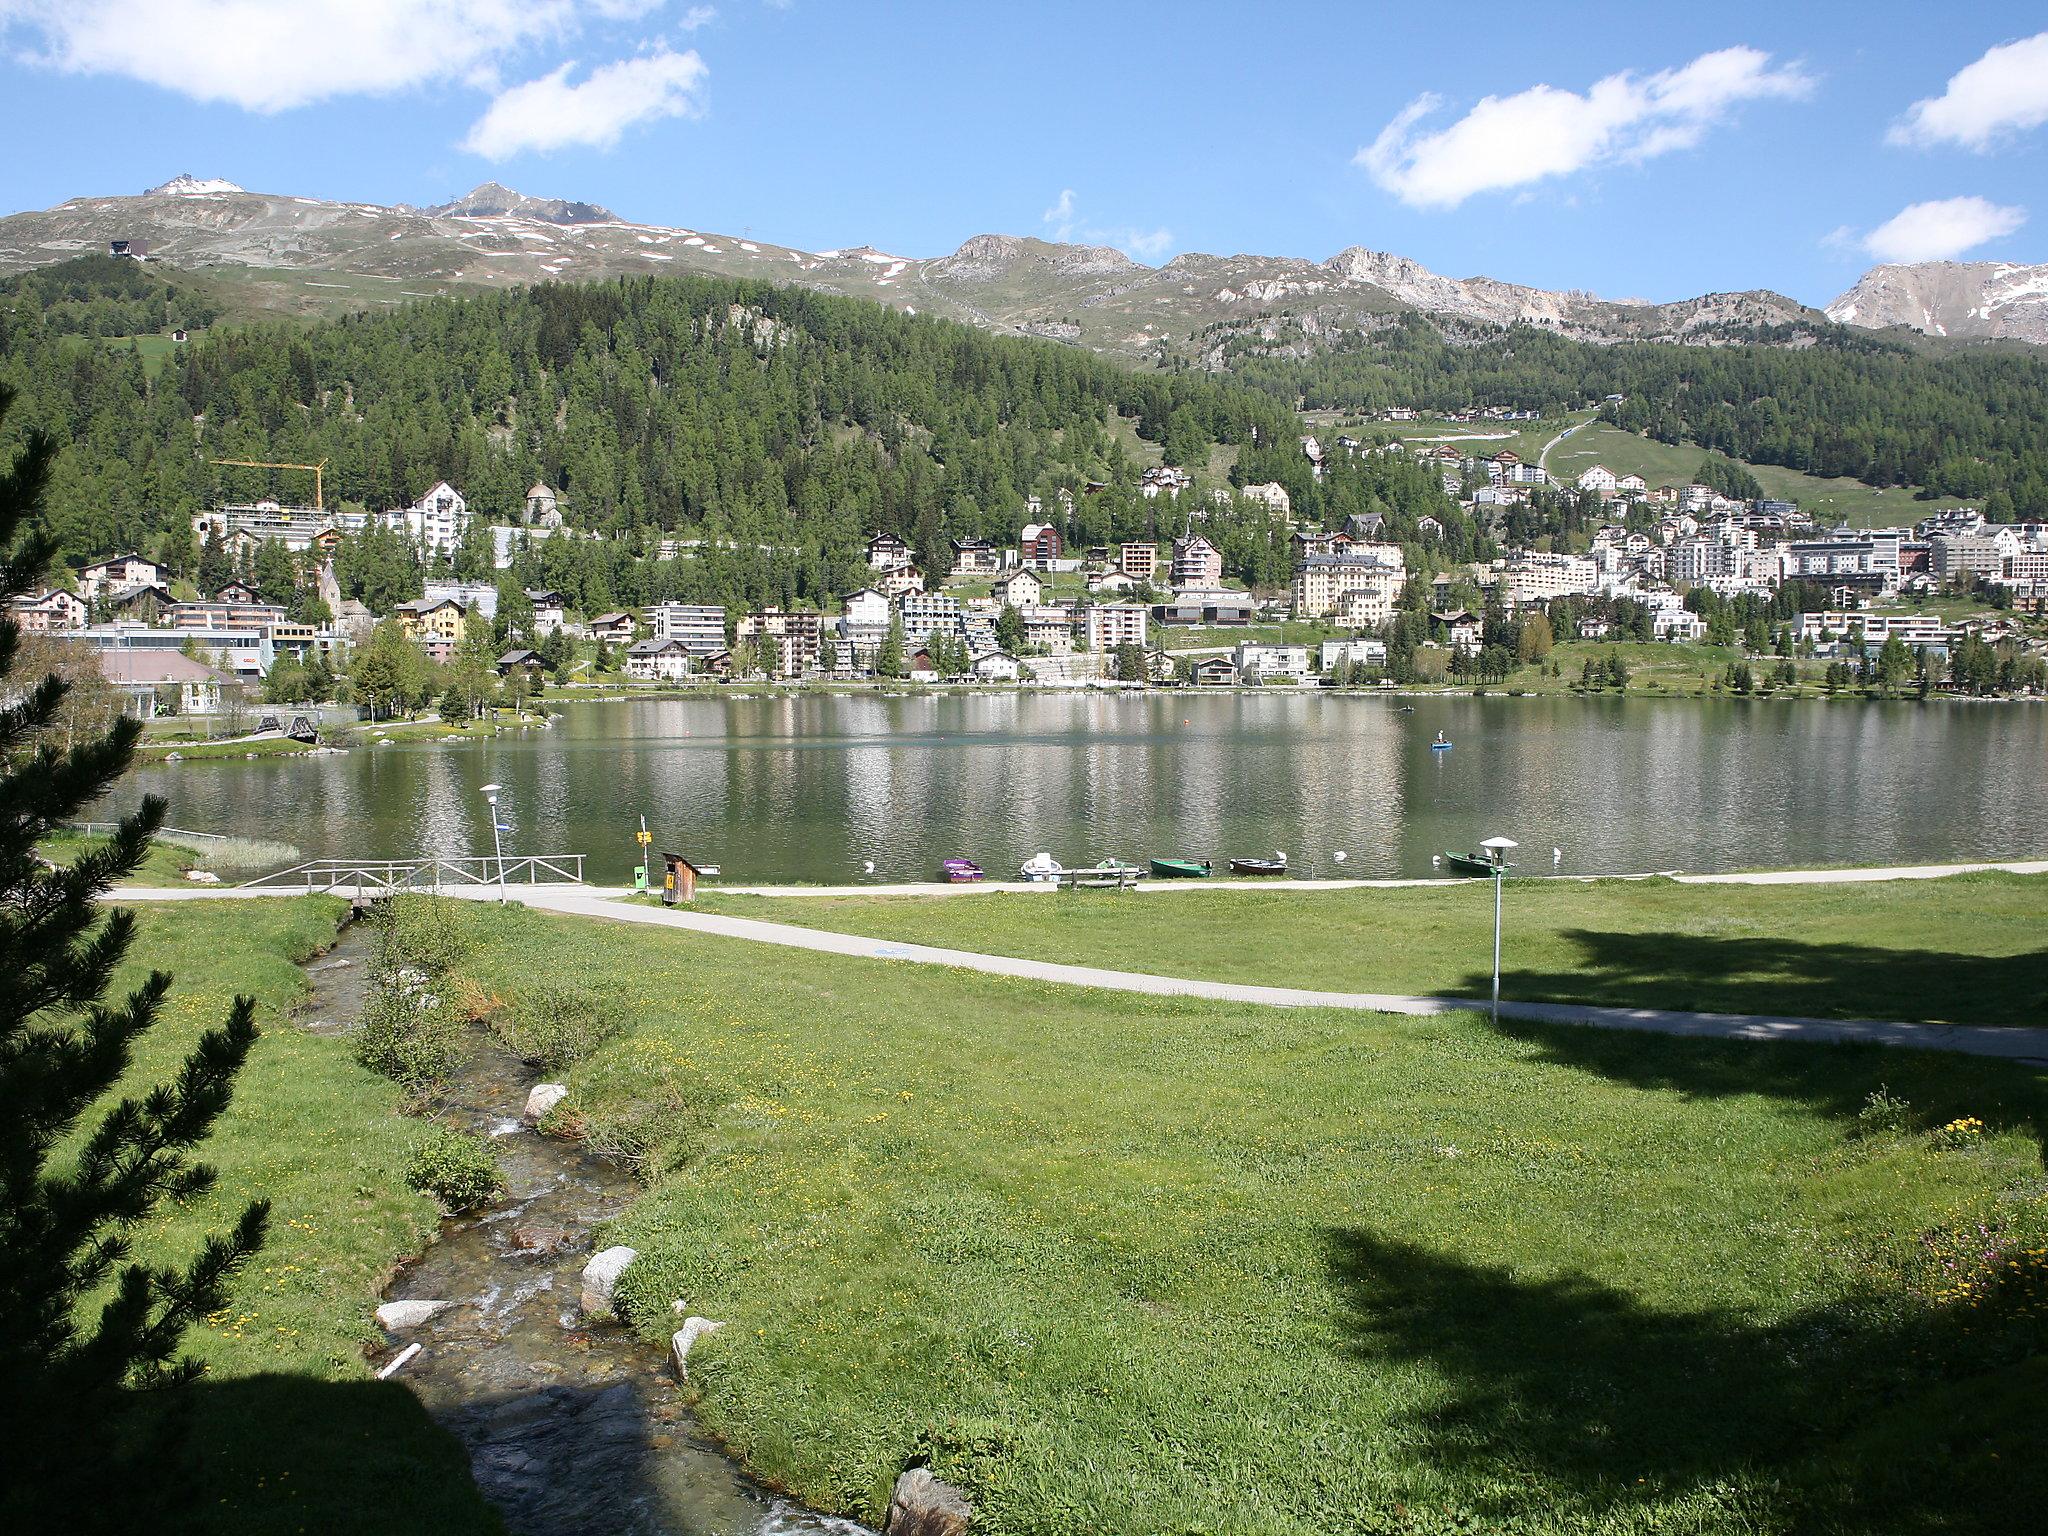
[448,900,2047,1533]
[98,898,500,1535]
[135,735,323,762]
[698,872,2048,1028]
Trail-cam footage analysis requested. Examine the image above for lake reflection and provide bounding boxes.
[123,693,2048,883]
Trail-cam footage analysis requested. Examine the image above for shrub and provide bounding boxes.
[497,981,623,1072]
[1856,1085,1911,1136]
[369,893,469,980]
[353,895,471,1097]
[405,1124,504,1211]
[354,983,461,1098]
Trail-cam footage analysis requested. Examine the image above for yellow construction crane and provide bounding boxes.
[212,457,329,512]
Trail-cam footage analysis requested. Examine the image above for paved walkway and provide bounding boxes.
[115,869,2048,1063]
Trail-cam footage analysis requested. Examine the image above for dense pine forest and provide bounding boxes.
[0,261,1489,610]
[1221,314,2048,514]
[5,256,2046,617]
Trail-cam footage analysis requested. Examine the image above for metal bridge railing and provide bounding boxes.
[239,855,586,895]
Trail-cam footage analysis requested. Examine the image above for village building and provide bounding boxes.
[971,651,1024,682]
[737,610,824,678]
[1021,606,1075,652]
[1320,638,1389,672]
[625,637,694,682]
[1170,535,1223,589]
[393,596,467,659]
[1083,601,1148,652]
[1291,545,1408,620]
[78,555,166,601]
[898,592,966,649]
[97,649,234,718]
[1152,590,1256,627]
[649,602,728,654]
[876,562,926,599]
[865,531,911,570]
[837,588,893,662]
[10,587,89,632]
[1118,542,1158,581]
[1240,481,1292,518]
[950,537,1004,577]
[1191,655,1240,686]
[1234,642,1312,681]
[1020,522,1064,569]
[587,611,638,644]
[991,569,1043,610]
[523,588,568,637]
[1576,465,1620,498]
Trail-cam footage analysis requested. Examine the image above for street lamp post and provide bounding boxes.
[1479,836,1518,1018]
[481,783,506,902]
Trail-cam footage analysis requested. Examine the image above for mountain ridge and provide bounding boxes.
[0,177,2031,355]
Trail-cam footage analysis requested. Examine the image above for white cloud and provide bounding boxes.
[1889,32,2048,150]
[463,47,707,157]
[1859,196,2027,263]
[0,0,694,113]
[1042,187,1171,263]
[1358,46,1812,210]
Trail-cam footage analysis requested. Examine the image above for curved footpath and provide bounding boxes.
[117,871,2048,1063]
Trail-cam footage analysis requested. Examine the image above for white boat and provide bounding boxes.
[1019,851,1065,883]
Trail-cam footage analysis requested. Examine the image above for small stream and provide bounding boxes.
[298,924,873,1536]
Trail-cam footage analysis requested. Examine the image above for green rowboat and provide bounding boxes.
[1148,857,1212,879]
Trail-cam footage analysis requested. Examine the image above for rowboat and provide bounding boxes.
[1148,857,1211,879]
[1228,856,1288,876]
[1019,852,1065,883]
[939,858,984,883]
[1441,851,1497,876]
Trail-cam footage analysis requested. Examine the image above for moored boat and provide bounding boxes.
[1148,857,1211,879]
[940,857,985,883]
[1019,852,1065,883]
[1441,851,1496,876]
[1228,855,1288,876]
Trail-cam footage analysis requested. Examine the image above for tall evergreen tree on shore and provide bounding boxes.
[0,384,268,1514]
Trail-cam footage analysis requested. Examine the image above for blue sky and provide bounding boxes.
[0,1,2043,306]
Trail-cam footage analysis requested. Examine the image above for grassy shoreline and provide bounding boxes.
[696,872,2048,1029]
[438,898,2048,1533]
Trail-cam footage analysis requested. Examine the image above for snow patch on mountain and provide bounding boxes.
[147,175,244,197]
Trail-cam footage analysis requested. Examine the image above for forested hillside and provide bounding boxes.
[1225,315,2048,515]
[0,268,1497,611]
[0,254,219,339]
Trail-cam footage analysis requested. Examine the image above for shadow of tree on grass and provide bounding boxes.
[1472,928,2048,1030]
[1327,1226,2048,1534]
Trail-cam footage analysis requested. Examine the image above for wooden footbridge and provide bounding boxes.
[240,854,587,896]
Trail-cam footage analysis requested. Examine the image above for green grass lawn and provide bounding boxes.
[698,872,2048,1028]
[78,898,501,1534]
[445,899,2048,1533]
[1543,422,1973,527]
[135,734,322,761]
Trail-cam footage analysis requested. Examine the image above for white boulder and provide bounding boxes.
[523,1083,567,1124]
[579,1245,636,1320]
[668,1316,725,1380]
[376,1299,451,1331]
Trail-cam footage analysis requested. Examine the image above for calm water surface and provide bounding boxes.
[129,693,2048,883]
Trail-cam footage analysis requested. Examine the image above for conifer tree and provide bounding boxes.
[0,385,268,1504]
